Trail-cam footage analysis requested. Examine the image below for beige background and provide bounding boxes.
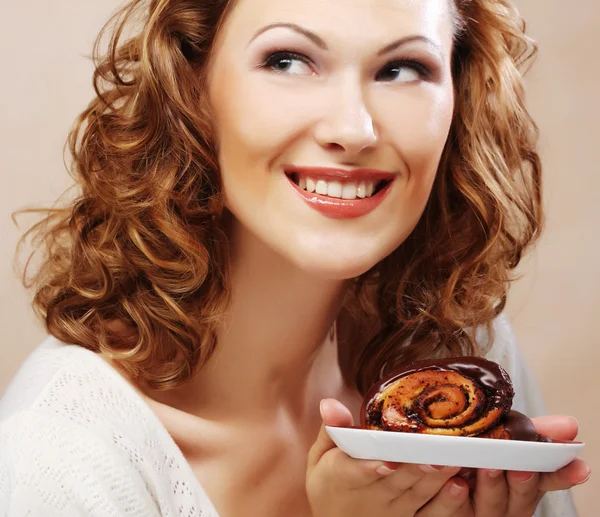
[1,0,598,514]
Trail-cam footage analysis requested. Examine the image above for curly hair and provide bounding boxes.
[16,0,542,394]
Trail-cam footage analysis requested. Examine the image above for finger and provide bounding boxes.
[506,471,541,516]
[416,477,471,517]
[392,465,462,511]
[473,469,508,517]
[307,399,354,471]
[457,467,477,492]
[536,459,591,492]
[382,464,457,494]
[319,447,394,489]
[531,415,578,441]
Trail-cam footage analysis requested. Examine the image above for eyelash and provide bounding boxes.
[259,50,432,81]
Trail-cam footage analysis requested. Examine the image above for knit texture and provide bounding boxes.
[0,337,218,517]
[0,313,578,516]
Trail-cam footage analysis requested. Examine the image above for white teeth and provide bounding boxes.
[299,176,380,200]
[327,181,343,198]
[357,182,367,198]
[315,180,328,195]
[342,183,357,199]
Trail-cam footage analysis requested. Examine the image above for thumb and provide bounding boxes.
[307,399,354,471]
[531,415,579,441]
[320,398,355,428]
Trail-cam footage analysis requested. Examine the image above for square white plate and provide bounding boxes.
[326,426,584,472]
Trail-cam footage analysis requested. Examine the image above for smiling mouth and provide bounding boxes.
[286,173,391,201]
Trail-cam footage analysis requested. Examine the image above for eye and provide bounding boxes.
[261,51,314,75]
[376,60,431,83]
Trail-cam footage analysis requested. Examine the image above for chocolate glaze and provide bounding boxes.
[360,357,549,442]
[361,356,515,429]
[501,410,547,442]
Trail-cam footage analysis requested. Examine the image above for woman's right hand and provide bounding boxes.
[306,399,471,517]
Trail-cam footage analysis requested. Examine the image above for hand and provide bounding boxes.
[419,415,591,517]
[306,399,471,517]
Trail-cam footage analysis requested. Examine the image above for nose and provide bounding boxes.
[314,79,378,156]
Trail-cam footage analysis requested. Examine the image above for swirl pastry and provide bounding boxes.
[361,357,546,442]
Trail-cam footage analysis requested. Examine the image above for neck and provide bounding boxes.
[170,217,351,420]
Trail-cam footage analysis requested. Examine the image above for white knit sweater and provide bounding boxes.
[0,313,578,516]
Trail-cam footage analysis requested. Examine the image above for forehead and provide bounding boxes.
[221,0,454,47]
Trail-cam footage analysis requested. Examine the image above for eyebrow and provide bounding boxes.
[248,22,443,58]
[249,23,328,49]
[377,35,443,58]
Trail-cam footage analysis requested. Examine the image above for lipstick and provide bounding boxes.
[284,166,395,219]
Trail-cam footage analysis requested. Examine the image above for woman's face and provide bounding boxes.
[207,0,455,279]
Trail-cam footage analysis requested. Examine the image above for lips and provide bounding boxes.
[284,166,396,219]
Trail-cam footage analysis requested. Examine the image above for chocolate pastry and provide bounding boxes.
[361,357,547,442]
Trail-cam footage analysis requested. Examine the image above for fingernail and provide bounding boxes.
[488,469,503,479]
[376,465,395,476]
[418,464,441,473]
[319,400,325,420]
[577,466,591,485]
[516,472,535,483]
[449,481,465,496]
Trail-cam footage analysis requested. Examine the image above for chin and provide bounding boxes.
[280,243,386,281]
[274,219,412,281]
[300,261,373,281]
[226,202,412,280]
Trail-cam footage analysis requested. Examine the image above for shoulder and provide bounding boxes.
[476,311,524,388]
[478,311,520,371]
[0,336,110,421]
[1,335,149,430]
[0,336,215,516]
[0,337,160,513]
[477,312,547,417]
[0,408,161,515]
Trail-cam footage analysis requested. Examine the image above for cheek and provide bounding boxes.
[210,77,272,206]
[211,70,323,208]
[214,72,317,165]
[391,90,452,160]
[379,86,453,194]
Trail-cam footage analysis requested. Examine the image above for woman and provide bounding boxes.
[0,0,590,515]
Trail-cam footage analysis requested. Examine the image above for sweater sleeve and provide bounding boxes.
[484,312,580,517]
[0,409,162,517]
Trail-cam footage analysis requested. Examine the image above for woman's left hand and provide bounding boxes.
[417,415,591,517]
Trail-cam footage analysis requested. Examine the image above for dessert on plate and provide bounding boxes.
[361,356,547,442]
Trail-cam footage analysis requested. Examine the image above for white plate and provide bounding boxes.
[326,426,584,472]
